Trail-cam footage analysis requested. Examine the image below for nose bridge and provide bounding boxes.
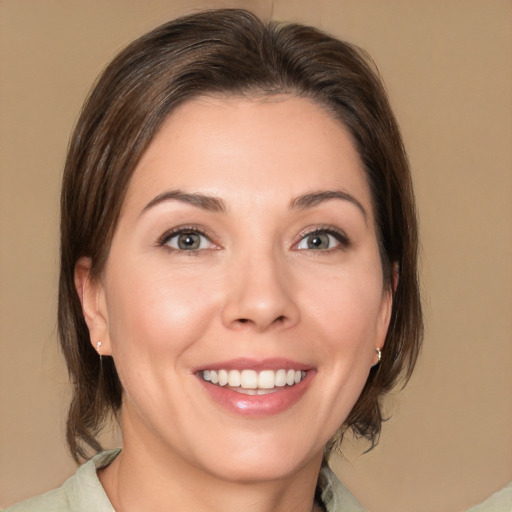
[221,243,299,331]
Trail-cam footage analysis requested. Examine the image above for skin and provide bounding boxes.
[76,95,392,512]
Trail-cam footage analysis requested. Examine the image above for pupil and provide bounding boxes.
[178,233,199,250]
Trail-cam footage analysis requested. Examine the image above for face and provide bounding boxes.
[79,95,391,483]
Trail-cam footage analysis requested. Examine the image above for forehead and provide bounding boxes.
[122,94,373,217]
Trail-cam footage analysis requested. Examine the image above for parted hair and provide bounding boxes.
[59,8,422,461]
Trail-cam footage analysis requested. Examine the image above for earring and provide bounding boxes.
[375,347,382,363]
[96,341,104,373]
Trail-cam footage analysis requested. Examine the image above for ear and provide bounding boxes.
[74,257,112,356]
[373,284,393,365]
[392,261,400,293]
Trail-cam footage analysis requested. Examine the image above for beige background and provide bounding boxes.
[1,1,511,510]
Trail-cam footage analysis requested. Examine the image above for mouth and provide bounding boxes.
[199,368,307,395]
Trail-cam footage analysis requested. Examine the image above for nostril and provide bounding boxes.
[236,316,286,325]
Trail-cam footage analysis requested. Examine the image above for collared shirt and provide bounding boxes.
[4,449,366,511]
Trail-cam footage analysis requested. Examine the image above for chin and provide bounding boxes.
[185,428,325,484]
[200,451,320,484]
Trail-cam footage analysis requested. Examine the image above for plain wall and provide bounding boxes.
[1,1,511,510]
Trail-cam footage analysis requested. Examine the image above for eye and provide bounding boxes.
[160,229,214,251]
[295,228,348,251]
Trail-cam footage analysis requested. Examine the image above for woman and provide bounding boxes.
[6,8,422,512]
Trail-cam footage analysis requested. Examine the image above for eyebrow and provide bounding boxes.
[140,188,367,219]
[291,190,368,220]
[141,189,226,215]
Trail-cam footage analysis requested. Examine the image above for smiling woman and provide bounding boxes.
[5,8,422,512]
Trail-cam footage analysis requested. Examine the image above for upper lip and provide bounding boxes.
[192,357,312,373]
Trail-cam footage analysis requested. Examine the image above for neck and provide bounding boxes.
[99,416,324,512]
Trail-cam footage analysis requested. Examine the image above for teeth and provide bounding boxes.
[201,368,307,391]
[275,369,287,387]
[218,369,228,386]
[241,369,258,389]
[258,370,275,389]
[228,370,241,387]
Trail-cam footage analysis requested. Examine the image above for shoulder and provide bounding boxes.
[2,449,120,512]
[3,487,70,512]
[466,481,512,511]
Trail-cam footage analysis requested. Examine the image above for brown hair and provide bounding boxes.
[59,8,422,461]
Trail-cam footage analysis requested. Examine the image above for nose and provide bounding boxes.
[221,249,300,332]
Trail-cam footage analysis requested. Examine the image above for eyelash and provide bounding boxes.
[157,226,215,253]
[157,226,350,253]
[294,227,351,252]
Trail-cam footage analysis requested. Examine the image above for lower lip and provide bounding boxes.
[198,372,314,417]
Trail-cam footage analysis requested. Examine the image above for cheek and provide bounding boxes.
[104,263,220,371]
[102,264,225,424]
[304,265,385,346]
[304,273,385,424]
[300,263,386,401]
